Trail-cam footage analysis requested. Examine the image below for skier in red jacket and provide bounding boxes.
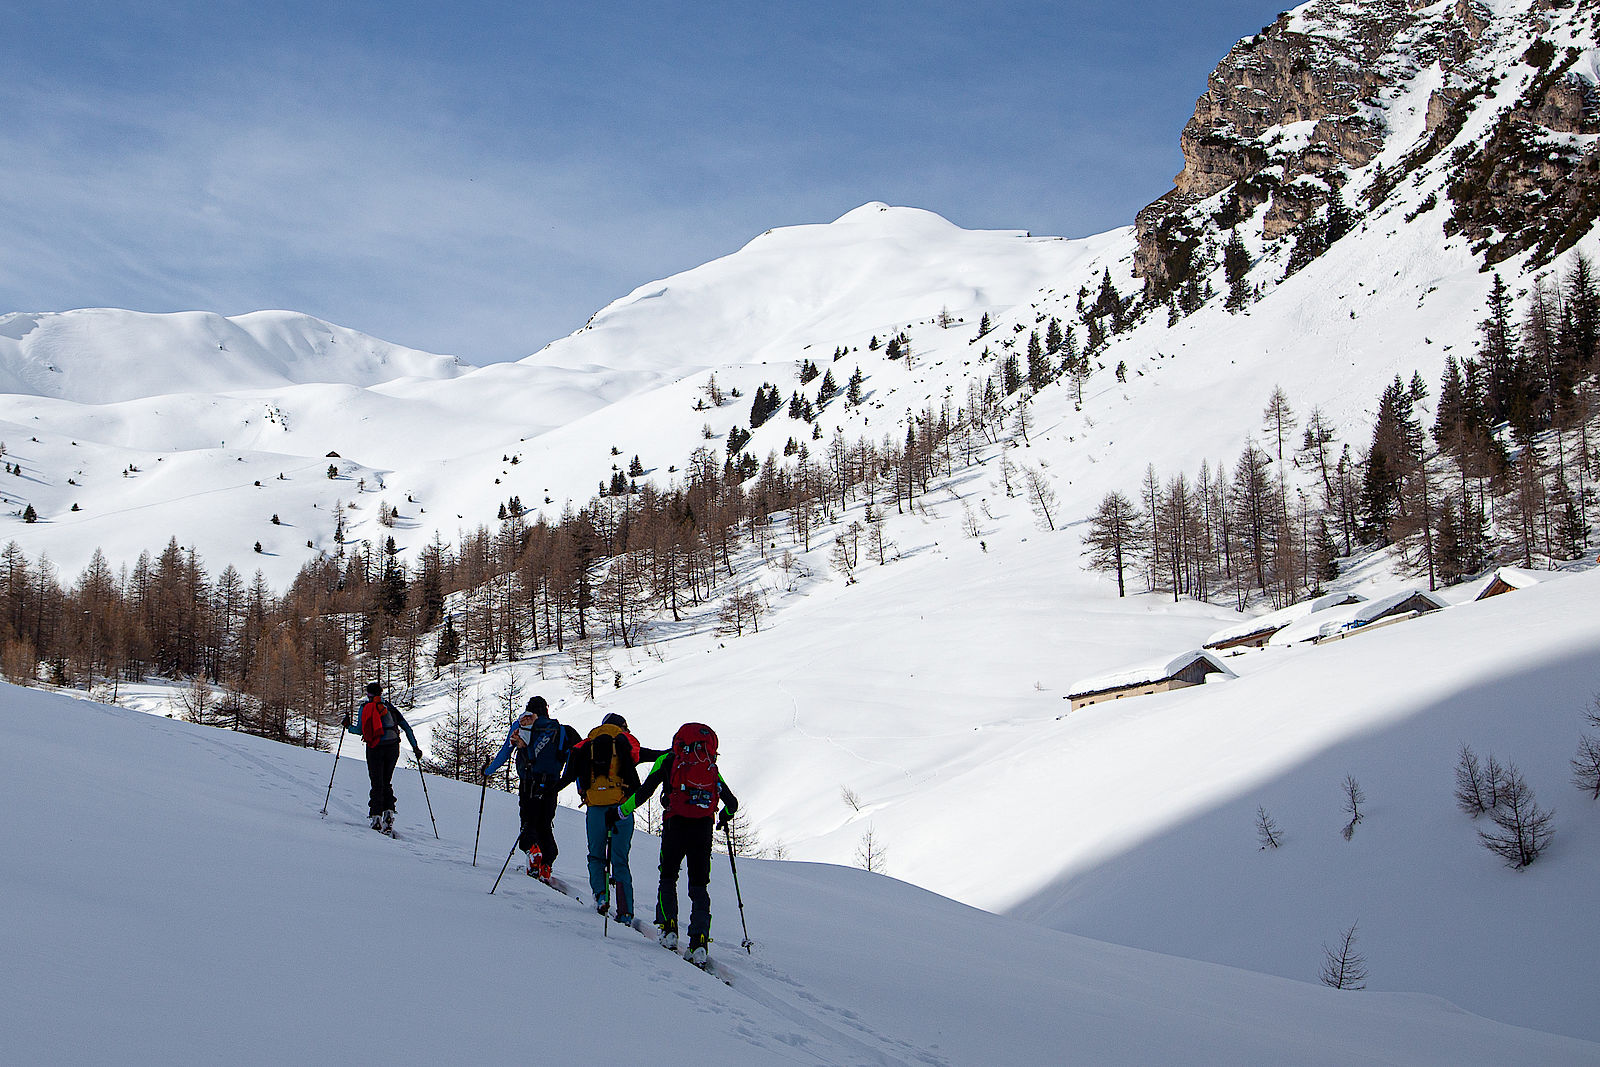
[343,681,420,834]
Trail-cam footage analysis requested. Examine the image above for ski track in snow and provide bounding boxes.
[178,715,945,1065]
[505,834,945,1066]
[778,665,916,782]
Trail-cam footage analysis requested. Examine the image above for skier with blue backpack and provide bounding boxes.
[482,696,578,881]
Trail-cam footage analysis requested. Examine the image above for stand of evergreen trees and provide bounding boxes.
[1086,258,1600,606]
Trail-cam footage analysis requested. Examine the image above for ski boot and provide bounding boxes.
[369,814,384,831]
[524,848,542,877]
[595,893,609,917]
[381,810,395,834]
[657,922,678,951]
[686,933,711,968]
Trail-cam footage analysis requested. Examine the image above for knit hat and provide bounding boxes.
[525,695,549,718]
[601,712,628,730]
[365,682,382,697]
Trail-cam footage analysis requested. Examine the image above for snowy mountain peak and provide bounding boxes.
[0,308,465,405]
[534,201,1084,377]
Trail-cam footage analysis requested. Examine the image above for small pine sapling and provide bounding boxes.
[1571,736,1600,800]
[1255,806,1283,849]
[1319,922,1368,990]
[855,825,888,873]
[1454,745,1491,816]
[1340,775,1365,841]
[1478,764,1555,869]
[1573,694,1600,801]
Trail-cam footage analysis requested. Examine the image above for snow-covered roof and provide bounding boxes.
[1068,649,1237,699]
[1269,587,1448,646]
[1203,591,1366,647]
[1475,566,1549,599]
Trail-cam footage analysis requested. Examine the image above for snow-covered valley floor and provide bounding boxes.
[3,683,1595,1065]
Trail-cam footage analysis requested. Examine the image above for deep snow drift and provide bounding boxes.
[2,685,1593,1065]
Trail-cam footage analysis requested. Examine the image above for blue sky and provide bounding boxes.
[0,1,1287,364]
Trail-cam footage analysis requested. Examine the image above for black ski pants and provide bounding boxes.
[656,815,713,942]
[367,742,400,818]
[518,777,559,861]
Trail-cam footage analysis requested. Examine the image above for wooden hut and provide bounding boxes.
[1475,566,1547,601]
[1203,592,1365,652]
[1068,650,1236,711]
[1277,587,1448,646]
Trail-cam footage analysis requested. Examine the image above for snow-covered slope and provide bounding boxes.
[542,202,1104,372]
[0,309,467,402]
[0,206,1095,585]
[521,501,1598,1044]
[3,686,1592,1065]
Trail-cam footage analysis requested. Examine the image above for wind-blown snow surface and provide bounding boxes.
[2,687,1593,1065]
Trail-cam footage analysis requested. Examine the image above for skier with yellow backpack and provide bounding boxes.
[557,713,662,924]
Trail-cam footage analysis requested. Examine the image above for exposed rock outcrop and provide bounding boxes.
[1133,0,1600,296]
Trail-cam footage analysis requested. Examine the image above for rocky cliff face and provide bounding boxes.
[1134,0,1600,298]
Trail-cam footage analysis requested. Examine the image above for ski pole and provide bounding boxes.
[489,838,519,895]
[320,722,346,817]
[724,824,753,953]
[472,778,487,866]
[415,759,439,839]
[602,826,611,938]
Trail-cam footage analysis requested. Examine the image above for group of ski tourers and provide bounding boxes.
[344,682,739,968]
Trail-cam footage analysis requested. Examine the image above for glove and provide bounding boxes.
[413,747,423,762]
[341,714,351,729]
[480,764,492,778]
[716,809,733,829]
[605,807,621,828]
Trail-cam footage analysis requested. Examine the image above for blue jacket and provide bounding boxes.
[483,713,577,783]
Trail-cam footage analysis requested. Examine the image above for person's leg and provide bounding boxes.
[585,806,609,902]
[610,813,635,919]
[685,818,714,945]
[517,779,539,854]
[366,750,383,819]
[533,787,559,865]
[656,816,687,933]
[375,744,400,814]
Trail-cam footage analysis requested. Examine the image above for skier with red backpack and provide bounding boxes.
[343,681,422,835]
[620,722,739,967]
[481,696,578,881]
[556,712,664,925]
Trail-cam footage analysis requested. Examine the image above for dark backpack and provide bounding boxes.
[515,715,568,781]
[665,722,720,819]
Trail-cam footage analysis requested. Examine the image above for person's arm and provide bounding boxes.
[556,739,587,793]
[620,752,671,818]
[621,749,644,794]
[716,775,739,821]
[391,704,421,754]
[482,725,515,777]
[636,745,668,763]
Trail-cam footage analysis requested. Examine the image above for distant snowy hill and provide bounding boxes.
[0,308,466,402]
[0,205,1101,585]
